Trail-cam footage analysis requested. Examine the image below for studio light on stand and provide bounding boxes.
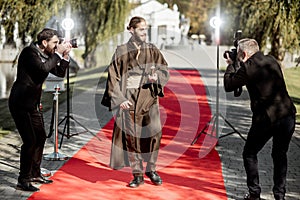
[54,7,101,148]
[191,14,245,146]
[61,17,74,40]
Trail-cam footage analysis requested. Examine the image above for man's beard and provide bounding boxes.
[133,34,146,44]
[44,45,55,56]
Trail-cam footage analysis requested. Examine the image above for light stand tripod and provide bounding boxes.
[191,16,246,145]
[191,44,246,145]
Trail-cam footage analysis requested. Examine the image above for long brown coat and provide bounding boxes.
[101,37,169,169]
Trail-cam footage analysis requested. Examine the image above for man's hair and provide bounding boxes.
[37,28,59,45]
[238,38,259,57]
[127,16,146,30]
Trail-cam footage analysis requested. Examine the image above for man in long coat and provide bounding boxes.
[102,16,170,188]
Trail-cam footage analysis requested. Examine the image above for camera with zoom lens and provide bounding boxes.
[224,30,243,97]
[59,38,78,48]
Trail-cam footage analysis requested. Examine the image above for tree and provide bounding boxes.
[69,0,129,68]
[222,0,300,61]
[0,0,129,68]
[0,0,64,47]
[158,0,300,62]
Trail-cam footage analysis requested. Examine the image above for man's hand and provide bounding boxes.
[225,52,234,65]
[56,41,72,59]
[120,100,133,110]
[148,73,158,83]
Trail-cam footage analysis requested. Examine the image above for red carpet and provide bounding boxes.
[28,69,226,200]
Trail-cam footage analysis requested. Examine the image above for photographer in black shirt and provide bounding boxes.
[224,38,296,200]
[9,28,72,191]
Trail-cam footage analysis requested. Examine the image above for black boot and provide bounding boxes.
[128,175,144,188]
[145,171,162,185]
[244,193,261,200]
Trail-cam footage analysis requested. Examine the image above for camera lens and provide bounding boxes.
[70,38,78,48]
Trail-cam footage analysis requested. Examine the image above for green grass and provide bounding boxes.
[0,128,11,138]
[283,67,300,123]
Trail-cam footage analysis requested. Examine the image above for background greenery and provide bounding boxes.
[158,0,300,62]
[1,0,299,63]
[0,0,129,68]
[284,67,300,122]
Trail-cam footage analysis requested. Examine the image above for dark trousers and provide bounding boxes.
[123,110,161,176]
[9,106,46,182]
[243,114,295,199]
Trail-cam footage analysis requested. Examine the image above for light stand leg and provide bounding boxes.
[44,85,68,161]
[191,114,217,145]
[219,114,246,141]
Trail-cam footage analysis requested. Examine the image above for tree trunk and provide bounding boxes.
[84,49,97,68]
[270,25,285,62]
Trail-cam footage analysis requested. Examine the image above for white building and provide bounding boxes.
[127,0,186,48]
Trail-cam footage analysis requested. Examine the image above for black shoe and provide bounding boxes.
[244,193,261,200]
[145,171,162,185]
[30,176,53,184]
[128,176,144,188]
[17,181,40,192]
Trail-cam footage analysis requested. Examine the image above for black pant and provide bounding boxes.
[9,106,46,182]
[243,114,295,199]
[123,110,161,176]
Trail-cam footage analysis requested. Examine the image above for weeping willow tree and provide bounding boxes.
[0,0,129,67]
[0,0,64,47]
[222,0,300,61]
[70,0,129,68]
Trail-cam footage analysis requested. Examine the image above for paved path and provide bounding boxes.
[0,45,299,200]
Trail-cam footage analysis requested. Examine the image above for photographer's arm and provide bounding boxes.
[56,41,72,61]
[223,64,247,92]
[50,42,72,77]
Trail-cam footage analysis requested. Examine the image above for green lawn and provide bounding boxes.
[284,67,300,123]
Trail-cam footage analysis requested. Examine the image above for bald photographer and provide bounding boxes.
[223,38,296,200]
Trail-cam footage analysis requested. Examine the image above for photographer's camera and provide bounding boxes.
[59,38,78,48]
[223,30,242,61]
[69,38,78,48]
[223,49,237,61]
[224,30,243,97]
